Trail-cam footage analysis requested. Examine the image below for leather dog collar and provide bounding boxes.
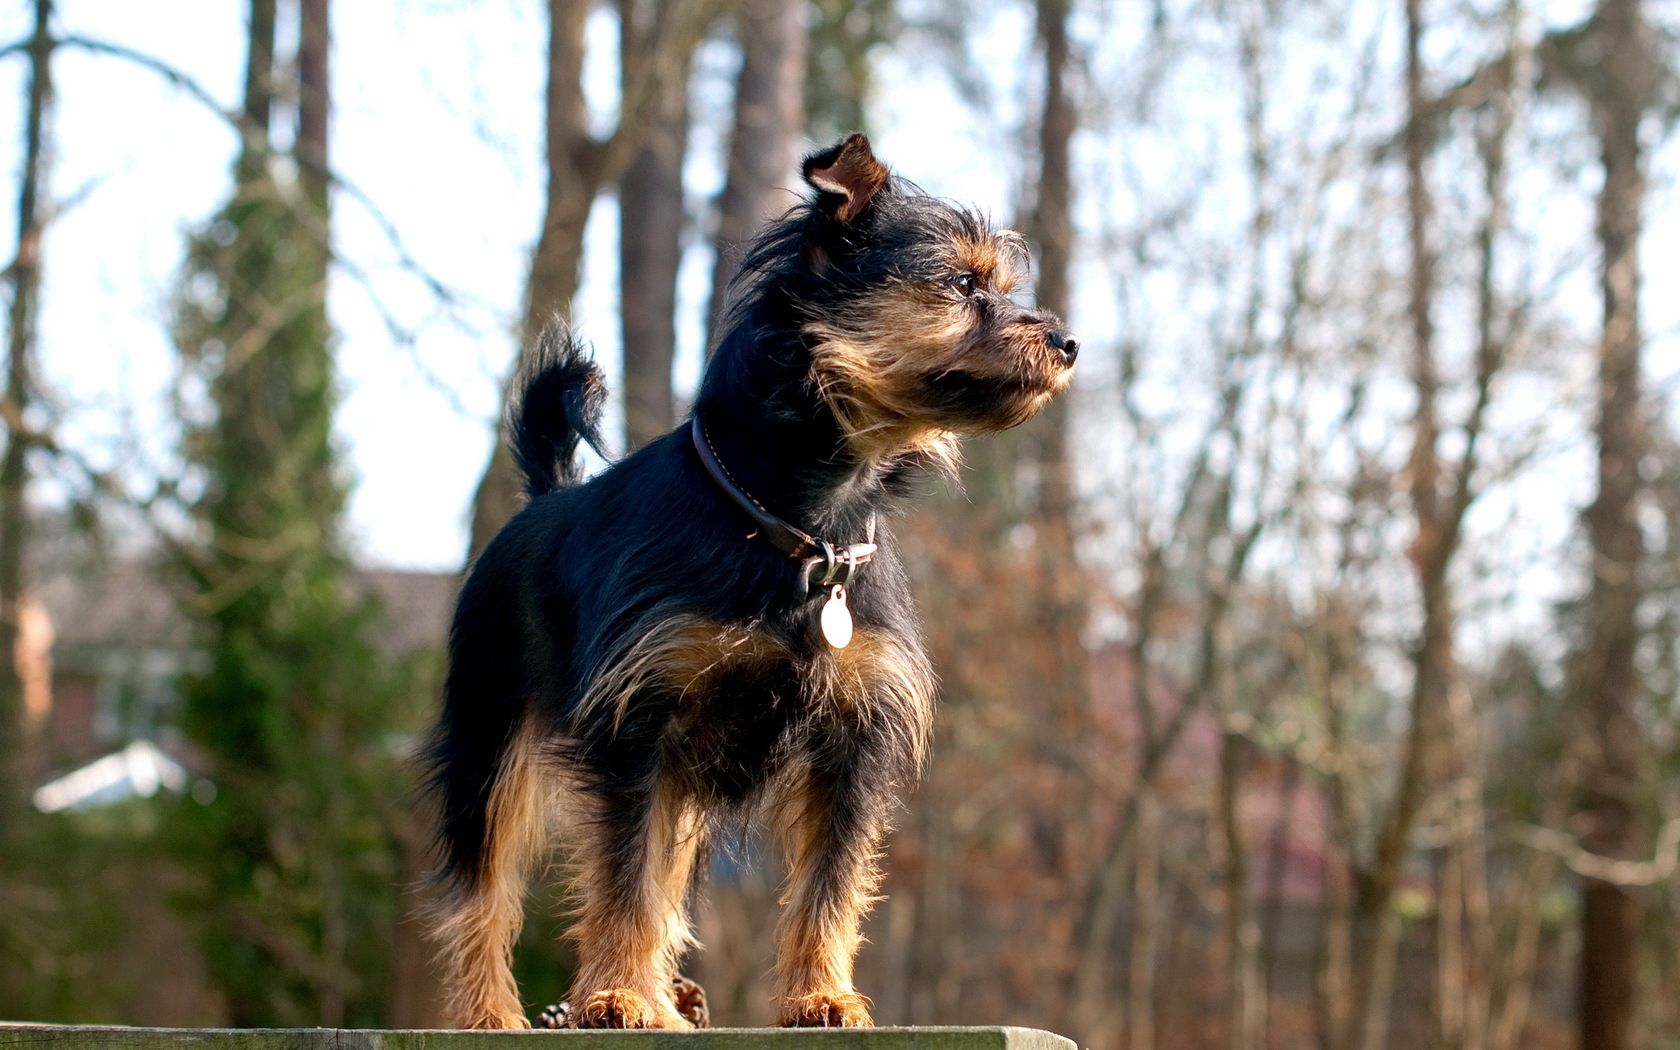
[690,415,877,597]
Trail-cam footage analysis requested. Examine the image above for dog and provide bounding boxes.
[424,133,1077,1030]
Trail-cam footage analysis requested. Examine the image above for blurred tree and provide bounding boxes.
[0,0,52,1012]
[1024,0,1074,530]
[468,0,723,554]
[0,0,50,831]
[1575,2,1657,1047]
[1640,421,1680,1044]
[804,0,895,138]
[880,0,1101,1039]
[703,0,807,351]
[171,0,406,1025]
[1022,0,1087,785]
[1017,0,1098,1030]
[618,0,692,449]
[1349,2,1464,1045]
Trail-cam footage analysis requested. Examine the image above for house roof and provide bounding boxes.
[38,558,458,657]
[354,567,459,655]
[38,556,192,651]
[32,739,188,813]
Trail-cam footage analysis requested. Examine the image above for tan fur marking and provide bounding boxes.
[577,615,789,731]
[953,232,1027,296]
[565,781,707,1028]
[767,630,934,1028]
[802,249,1061,463]
[803,281,968,469]
[770,775,886,1027]
[431,716,553,1029]
[811,628,936,775]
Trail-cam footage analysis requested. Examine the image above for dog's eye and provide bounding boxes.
[952,272,979,297]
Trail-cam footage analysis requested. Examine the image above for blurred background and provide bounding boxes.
[1,0,1678,1048]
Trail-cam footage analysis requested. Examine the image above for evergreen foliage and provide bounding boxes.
[168,18,407,1025]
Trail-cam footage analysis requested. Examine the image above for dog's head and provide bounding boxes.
[776,134,1077,466]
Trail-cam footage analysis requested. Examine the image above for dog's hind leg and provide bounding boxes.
[428,716,549,1029]
[565,779,706,1028]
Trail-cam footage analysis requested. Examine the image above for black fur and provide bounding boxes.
[422,133,1075,1028]
[508,324,608,497]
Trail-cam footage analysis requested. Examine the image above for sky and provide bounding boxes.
[0,0,1038,572]
[0,0,1675,591]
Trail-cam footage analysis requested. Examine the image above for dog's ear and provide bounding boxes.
[802,134,890,223]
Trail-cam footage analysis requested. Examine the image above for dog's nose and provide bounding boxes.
[1049,329,1079,365]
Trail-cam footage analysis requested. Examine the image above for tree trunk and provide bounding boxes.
[468,0,591,557]
[703,0,806,349]
[526,1,594,342]
[241,0,277,179]
[1352,2,1451,1044]
[1220,724,1262,1050]
[467,0,716,555]
[1028,0,1075,531]
[1314,607,1357,1050]
[1023,0,1090,897]
[297,0,329,206]
[1435,37,1527,1044]
[1259,756,1301,1044]
[1127,794,1161,1050]
[618,0,690,450]
[297,1,348,1022]
[0,0,52,823]
[1578,2,1652,1047]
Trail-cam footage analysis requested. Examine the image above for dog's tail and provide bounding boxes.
[508,320,608,498]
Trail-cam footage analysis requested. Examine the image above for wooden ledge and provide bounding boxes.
[0,1026,1075,1050]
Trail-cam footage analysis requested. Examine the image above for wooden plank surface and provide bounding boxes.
[0,1026,1076,1050]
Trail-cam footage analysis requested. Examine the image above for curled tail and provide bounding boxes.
[508,320,609,498]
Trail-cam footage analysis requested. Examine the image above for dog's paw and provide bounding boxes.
[536,1001,571,1029]
[673,974,710,1028]
[778,990,874,1028]
[571,988,663,1029]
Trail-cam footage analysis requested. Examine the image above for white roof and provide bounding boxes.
[32,740,189,813]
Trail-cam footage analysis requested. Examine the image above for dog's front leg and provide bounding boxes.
[566,780,704,1028]
[772,754,889,1027]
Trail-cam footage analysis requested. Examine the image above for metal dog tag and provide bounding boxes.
[820,585,853,649]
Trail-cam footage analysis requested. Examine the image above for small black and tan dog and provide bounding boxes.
[424,134,1076,1030]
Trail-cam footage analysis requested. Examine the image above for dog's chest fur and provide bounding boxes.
[575,606,936,805]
